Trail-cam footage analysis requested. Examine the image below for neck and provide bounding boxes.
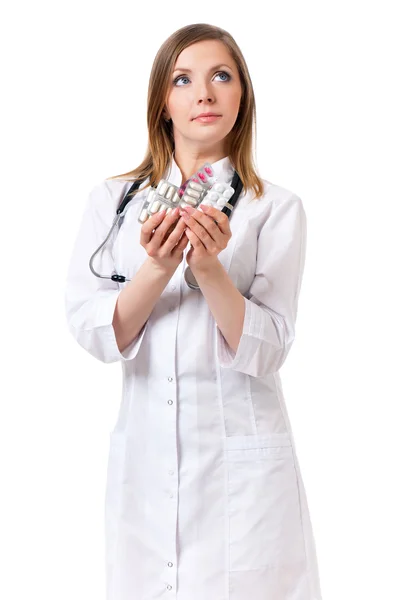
[173,140,228,185]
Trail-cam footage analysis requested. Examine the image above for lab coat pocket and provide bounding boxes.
[104,431,126,565]
[225,433,307,572]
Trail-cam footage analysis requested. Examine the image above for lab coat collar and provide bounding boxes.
[165,152,235,187]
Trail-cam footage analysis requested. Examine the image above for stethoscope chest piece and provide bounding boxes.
[184,266,200,290]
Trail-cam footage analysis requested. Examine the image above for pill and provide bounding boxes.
[213,183,225,192]
[223,188,234,199]
[206,191,219,202]
[139,209,149,222]
[204,165,214,176]
[198,172,207,182]
[166,185,175,199]
[200,198,211,206]
[192,178,200,183]
[160,202,170,211]
[179,200,190,208]
[183,196,197,207]
[146,189,155,200]
[217,198,226,207]
[172,192,180,203]
[189,181,203,192]
[166,207,173,215]
[186,188,201,199]
[141,200,150,211]
[159,181,168,196]
[150,200,161,213]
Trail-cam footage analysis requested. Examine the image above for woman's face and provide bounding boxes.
[165,40,242,150]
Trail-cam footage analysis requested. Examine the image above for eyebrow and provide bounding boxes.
[172,63,233,74]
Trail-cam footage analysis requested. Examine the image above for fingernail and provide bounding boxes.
[182,205,194,214]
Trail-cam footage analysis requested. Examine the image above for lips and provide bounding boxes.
[193,113,221,120]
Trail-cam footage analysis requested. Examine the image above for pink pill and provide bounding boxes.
[204,166,213,176]
[198,172,206,182]
[192,178,200,183]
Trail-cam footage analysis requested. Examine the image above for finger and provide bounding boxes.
[197,204,231,235]
[172,230,190,253]
[140,209,167,245]
[180,208,218,249]
[163,216,188,248]
[143,208,180,248]
[184,227,206,250]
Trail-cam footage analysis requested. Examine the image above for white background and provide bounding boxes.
[1,1,397,598]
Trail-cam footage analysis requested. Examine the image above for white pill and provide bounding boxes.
[201,198,211,206]
[179,200,189,208]
[172,192,180,203]
[166,186,175,199]
[166,207,173,215]
[139,209,149,222]
[141,200,150,211]
[223,188,234,199]
[217,197,226,207]
[184,196,197,207]
[161,203,170,211]
[189,181,203,191]
[150,200,161,213]
[186,188,201,199]
[212,183,225,192]
[146,189,156,203]
[159,182,168,196]
[207,191,219,202]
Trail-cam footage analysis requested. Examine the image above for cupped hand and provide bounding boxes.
[140,207,189,274]
[179,204,232,273]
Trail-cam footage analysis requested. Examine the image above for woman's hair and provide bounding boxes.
[107,23,264,201]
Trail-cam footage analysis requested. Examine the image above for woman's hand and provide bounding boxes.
[179,204,232,273]
[140,207,189,274]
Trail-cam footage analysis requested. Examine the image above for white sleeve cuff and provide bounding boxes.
[216,296,288,377]
[68,290,148,364]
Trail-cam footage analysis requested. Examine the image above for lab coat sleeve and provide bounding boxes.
[64,181,148,363]
[216,193,306,377]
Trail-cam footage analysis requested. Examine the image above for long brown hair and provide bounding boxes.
[107,23,264,201]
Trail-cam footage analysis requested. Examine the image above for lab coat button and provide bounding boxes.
[168,470,174,475]
[167,584,172,590]
[168,399,173,405]
[168,562,173,567]
[168,377,173,382]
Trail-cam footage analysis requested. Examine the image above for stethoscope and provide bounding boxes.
[89,170,243,291]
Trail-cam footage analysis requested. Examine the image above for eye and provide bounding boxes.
[173,75,190,86]
[214,71,231,82]
[172,71,231,86]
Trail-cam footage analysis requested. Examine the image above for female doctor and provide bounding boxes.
[65,22,322,600]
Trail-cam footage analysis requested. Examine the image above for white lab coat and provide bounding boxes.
[65,155,322,600]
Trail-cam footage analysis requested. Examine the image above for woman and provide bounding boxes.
[65,23,322,600]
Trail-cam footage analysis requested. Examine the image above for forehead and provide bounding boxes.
[174,40,236,70]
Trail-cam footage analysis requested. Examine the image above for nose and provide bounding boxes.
[198,94,213,104]
[196,80,215,104]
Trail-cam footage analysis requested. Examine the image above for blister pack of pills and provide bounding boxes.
[199,182,235,209]
[138,180,180,224]
[137,162,235,223]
